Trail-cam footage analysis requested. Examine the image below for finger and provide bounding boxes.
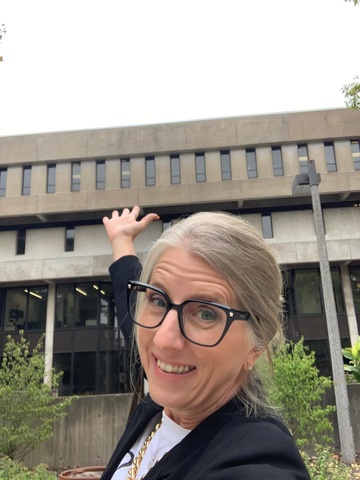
[120,208,130,217]
[131,205,140,218]
[102,216,109,225]
[111,210,120,218]
[140,213,160,227]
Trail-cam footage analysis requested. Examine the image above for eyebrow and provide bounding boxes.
[149,282,233,306]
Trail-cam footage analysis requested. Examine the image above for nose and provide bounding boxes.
[152,308,186,350]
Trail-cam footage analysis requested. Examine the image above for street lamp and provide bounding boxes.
[292,160,355,465]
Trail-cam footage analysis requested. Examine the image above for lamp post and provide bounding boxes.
[292,160,355,465]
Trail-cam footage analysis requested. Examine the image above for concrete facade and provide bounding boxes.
[23,385,360,470]
[1,108,360,393]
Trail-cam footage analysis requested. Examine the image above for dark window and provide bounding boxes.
[246,149,257,178]
[298,144,309,173]
[285,267,345,317]
[324,142,337,172]
[220,151,231,180]
[96,160,105,190]
[145,156,155,186]
[271,146,284,176]
[349,267,360,329]
[170,155,181,184]
[71,162,81,191]
[47,164,56,193]
[65,227,75,252]
[350,140,360,170]
[2,286,47,332]
[121,158,130,188]
[195,153,206,182]
[22,166,31,195]
[16,230,26,255]
[0,168,7,197]
[261,213,273,238]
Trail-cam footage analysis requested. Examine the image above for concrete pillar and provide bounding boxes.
[44,282,56,386]
[341,264,359,345]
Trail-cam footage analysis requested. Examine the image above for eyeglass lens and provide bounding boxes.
[129,285,229,346]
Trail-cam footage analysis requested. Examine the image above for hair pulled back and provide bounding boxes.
[140,211,284,417]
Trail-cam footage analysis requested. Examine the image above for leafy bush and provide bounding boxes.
[0,456,57,480]
[342,336,360,382]
[301,446,351,480]
[0,331,74,460]
[264,337,335,449]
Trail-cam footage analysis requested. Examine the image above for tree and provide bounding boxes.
[0,24,6,62]
[342,1,359,107]
[265,338,335,449]
[0,331,74,460]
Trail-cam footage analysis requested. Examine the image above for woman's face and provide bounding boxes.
[137,247,260,429]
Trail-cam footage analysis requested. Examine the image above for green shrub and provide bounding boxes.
[301,446,351,480]
[264,337,335,449]
[0,331,74,460]
[0,456,57,480]
[342,336,360,383]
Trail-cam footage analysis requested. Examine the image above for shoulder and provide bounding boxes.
[187,413,310,479]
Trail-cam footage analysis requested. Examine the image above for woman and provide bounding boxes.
[101,206,309,480]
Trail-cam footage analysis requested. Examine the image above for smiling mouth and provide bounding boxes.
[156,359,196,374]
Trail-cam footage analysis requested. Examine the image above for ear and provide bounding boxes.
[246,348,263,371]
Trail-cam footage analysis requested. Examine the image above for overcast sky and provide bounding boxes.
[0,0,359,137]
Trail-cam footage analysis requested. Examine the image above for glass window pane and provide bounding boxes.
[17,230,26,255]
[170,155,180,184]
[96,160,105,190]
[272,147,284,176]
[331,268,345,314]
[73,352,96,395]
[65,227,74,252]
[195,153,206,182]
[0,168,7,197]
[295,270,323,315]
[349,267,360,314]
[4,288,27,331]
[27,287,47,330]
[121,159,130,188]
[261,213,273,238]
[47,164,56,193]
[75,283,98,327]
[56,284,75,329]
[350,140,360,170]
[220,151,231,180]
[145,157,155,186]
[324,142,337,172]
[246,149,257,178]
[22,166,31,195]
[0,288,5,330]
[71,163,81,191]
[53,353,72,396]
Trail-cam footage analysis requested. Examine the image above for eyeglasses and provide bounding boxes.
[127,281,251,347]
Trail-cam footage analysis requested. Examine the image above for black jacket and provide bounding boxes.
[102,256,310,480]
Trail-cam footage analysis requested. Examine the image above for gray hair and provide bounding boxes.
[140,211,284,417]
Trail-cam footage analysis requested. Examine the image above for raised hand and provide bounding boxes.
[102,206,159,260]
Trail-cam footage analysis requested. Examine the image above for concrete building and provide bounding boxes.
[0,107,360,395]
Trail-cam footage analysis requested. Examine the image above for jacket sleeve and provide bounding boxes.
[109,255,143,345]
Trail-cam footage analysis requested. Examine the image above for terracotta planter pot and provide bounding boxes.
[59,466,105,479]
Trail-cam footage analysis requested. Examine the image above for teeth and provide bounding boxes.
[157,359,195,374]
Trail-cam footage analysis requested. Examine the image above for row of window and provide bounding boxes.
[1,266,359,392]
[12,215,273,256]
[14,227,75,255]
[0,140,359,197]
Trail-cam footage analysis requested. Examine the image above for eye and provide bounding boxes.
[148,293,167,309]
[192,305,218,322]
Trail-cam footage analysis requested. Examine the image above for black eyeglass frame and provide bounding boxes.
[127,280,251,347]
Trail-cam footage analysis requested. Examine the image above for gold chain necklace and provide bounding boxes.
[127,419,162,480]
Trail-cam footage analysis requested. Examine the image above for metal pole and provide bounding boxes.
[310,179,356,464]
